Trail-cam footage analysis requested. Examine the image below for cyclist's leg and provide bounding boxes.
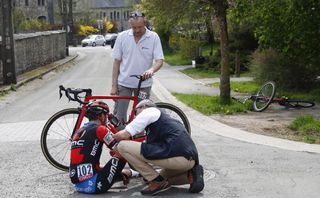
[114,85,134,123]
[94,157,126,194]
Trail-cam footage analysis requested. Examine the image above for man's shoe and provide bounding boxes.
[141,179,171,196]
[189,164,204,193]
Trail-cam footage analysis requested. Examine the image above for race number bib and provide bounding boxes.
[77,163,94,182]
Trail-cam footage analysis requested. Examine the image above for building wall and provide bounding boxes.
[0,31,66,81]
[14,0,48,20]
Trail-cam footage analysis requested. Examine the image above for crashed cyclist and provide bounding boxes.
[69,101,133,194]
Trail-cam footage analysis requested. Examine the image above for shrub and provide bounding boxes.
[250,48,320,90]
[179,37,205,59]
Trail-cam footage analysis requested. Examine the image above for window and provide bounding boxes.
[103,12,106,18]
[110,12,113,20]
[25,0,29,6]
[38,0,45,6]
[114,11,116,20]
[117,12,119,20]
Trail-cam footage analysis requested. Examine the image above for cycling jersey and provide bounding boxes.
[69,121,125,194]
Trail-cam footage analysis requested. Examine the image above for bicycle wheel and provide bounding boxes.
[40,108,88,171]
[284,100,315,108]
[155,102,191,134]
[253,81,276,112]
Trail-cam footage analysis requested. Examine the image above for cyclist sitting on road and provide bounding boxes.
[69,101,131,194]
[113,99,204,196]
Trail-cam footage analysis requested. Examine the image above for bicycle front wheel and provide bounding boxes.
[40,108,88,172]
[155,102,191,134]
[284,100,315,108]
[253,81,276,112]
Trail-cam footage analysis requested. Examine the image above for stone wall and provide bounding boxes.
[0,30,66,81]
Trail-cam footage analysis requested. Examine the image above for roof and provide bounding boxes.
[93,0,136,8]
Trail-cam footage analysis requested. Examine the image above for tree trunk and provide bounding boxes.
[214,0,230,104]
[235,50,240,77]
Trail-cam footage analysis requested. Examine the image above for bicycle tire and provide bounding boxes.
[155,102,191,134]
[283,99,315,109]
[41,108,87,172]
[253,81,276,112]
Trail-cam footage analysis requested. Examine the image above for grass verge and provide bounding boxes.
[164,51,192,66]
[288,115,320,144]
[181,68,220,79]
[174,79,320,144]
[173,93,252,115]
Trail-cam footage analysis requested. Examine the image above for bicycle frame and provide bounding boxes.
[75,95,139,131]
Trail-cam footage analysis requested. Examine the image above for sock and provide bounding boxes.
[130,169,140,177]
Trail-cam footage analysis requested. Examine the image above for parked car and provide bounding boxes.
[110,35,117,49]
[104,33,117,45]
[81,35,106,47]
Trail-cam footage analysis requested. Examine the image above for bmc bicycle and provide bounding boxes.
[40,75,190,171]
[233,81,315,112]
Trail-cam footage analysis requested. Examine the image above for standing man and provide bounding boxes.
[110,11,164,123]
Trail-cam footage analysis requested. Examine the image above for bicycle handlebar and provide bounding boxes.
[59,85,92,104]
[59,75,147,104]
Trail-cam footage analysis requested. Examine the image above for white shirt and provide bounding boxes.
[112,28,164,88]
[125,107,161,137]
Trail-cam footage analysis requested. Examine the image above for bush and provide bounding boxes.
[250,48,320,90]
[179,37,205,59]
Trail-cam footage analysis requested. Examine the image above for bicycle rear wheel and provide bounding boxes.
[284,100,315,108]
[253,81,276,112]
[155,102,191,134]
[40,108,88,172]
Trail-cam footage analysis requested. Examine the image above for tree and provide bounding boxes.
[213,0,230,104]
[138,0,192,48]
[231,0,320,89]
[139,0,231,104]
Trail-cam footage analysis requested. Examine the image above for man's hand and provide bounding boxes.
[110,85,118,95]
[113,129,131,141]
[142,68,154,80]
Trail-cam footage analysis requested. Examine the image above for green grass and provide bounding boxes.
[210,81,259,94]
[0,84,16,97]
[173,93,252,115]
[164,51,192,66]
[181,68,220,79]
[288,115,320,144]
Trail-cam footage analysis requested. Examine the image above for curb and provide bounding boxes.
[152,76,320,154]
[0,53,79,92]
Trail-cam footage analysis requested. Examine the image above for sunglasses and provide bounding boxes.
[130,11,145,18]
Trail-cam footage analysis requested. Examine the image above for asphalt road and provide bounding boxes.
[0,46,319,197]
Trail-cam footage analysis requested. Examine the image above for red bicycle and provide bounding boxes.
[40,75,190,171]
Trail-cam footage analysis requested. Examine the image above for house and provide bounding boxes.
[12,0,140,32]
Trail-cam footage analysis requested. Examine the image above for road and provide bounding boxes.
[0,46,319,197]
